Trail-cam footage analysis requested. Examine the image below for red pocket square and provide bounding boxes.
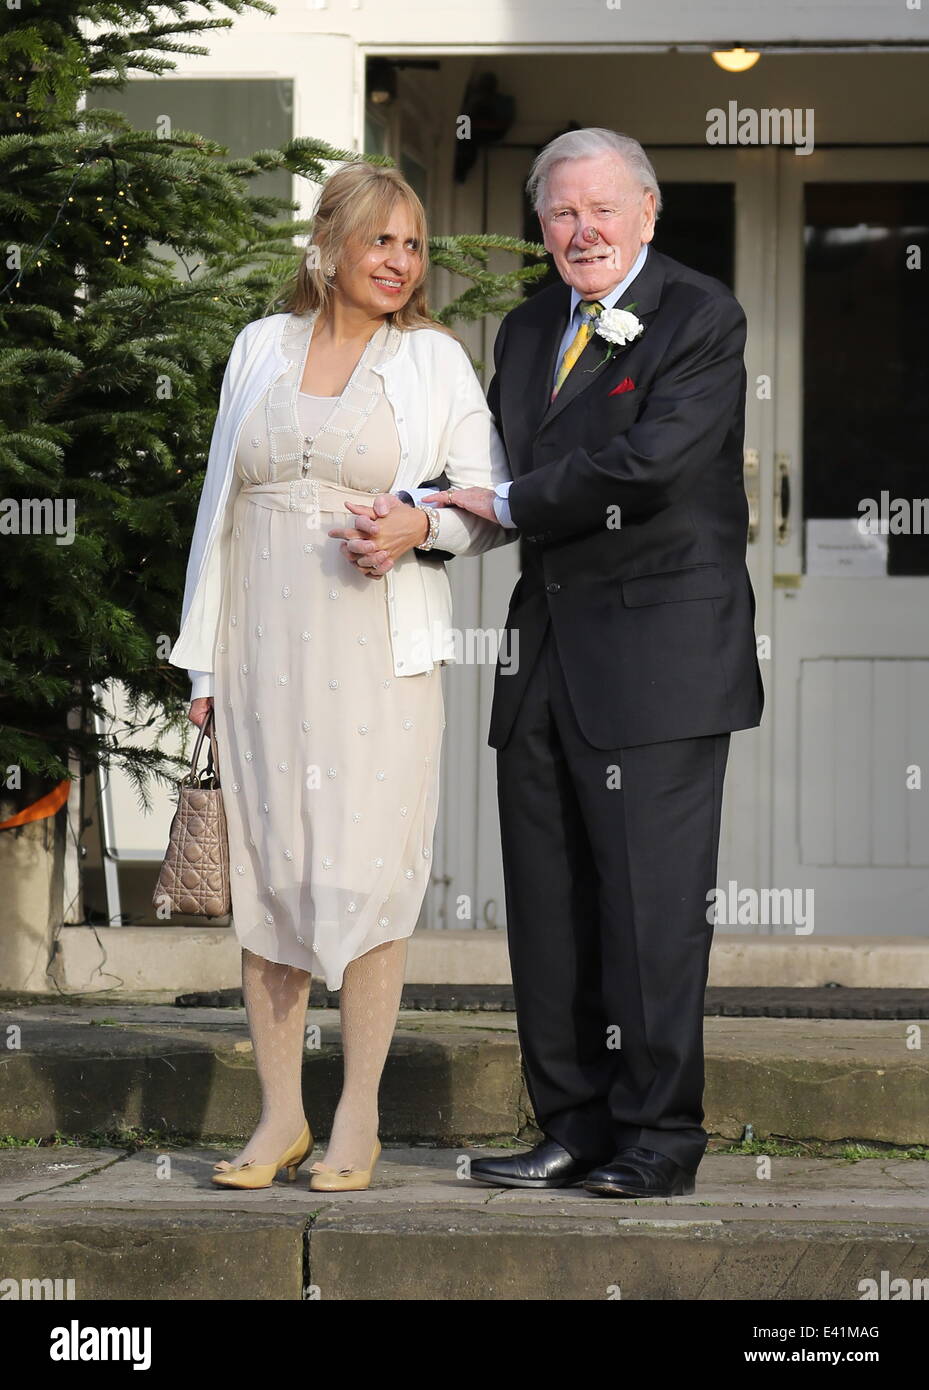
[609,378,635,396]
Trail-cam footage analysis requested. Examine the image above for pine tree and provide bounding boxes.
[0,0,547,831]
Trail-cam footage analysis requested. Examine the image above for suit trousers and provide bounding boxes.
[496,618,730,1171]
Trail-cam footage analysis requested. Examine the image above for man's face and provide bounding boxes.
[538,154,656,299]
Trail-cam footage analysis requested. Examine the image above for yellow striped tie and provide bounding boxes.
[552,299,604,399]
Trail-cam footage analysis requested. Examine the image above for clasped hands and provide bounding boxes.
[327,486,497,578]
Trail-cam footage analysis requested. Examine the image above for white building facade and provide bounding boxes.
[109,1,929,955]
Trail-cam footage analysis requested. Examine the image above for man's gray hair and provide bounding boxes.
[527,127,663,218]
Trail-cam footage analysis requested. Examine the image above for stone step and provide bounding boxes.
[1,1003,927,1147]
[39,926,929,996]
[1,1145,927,1301]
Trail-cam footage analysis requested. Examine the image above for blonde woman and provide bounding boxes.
[168,163,514,1190]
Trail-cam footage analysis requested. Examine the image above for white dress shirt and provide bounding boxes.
[492,242,650,528]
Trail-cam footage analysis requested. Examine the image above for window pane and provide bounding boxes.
[401,152,428,205]
[86,79,294,208]
[652,182,735,289]
[803,182,929,575]
[365,109,388,156]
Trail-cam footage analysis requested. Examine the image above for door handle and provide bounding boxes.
[775,451,791,545]
[743,448,760,544]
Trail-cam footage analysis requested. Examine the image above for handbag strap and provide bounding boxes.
[184,706,222,789]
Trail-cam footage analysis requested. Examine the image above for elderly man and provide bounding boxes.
[341,127,764,1197]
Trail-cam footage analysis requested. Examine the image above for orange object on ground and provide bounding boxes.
[0,778,71,830]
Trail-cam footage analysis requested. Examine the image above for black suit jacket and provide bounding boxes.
[486,246,765,751]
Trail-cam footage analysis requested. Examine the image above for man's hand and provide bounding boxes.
[328,492,429,578]
[420,486,499,523]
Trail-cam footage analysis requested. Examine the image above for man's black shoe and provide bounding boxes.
[582,1146,697,1198]
[468,1138,603,1188]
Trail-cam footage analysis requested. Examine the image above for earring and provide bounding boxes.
[324,262,337,280]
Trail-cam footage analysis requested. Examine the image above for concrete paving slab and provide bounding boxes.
[1,1148,926,1300]
[2,1146,926,1216]
[0,1146,124,1202]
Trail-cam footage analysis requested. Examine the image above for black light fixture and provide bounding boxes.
[366,58,441,107]
[367,59,397,105]
[453,71,515,183]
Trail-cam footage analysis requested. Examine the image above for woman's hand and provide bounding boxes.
[328,494,429,578]
[189,696,213,728]
[420,486,499,522]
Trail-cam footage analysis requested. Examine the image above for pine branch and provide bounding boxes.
[0,0,546,818]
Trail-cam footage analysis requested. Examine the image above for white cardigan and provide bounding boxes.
[168,311,516,700]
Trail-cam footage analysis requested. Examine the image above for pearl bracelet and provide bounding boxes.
[414,504,441,551]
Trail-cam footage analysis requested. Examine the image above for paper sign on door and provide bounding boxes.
[805,519,888,577]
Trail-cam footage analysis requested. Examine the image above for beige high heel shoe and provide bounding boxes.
[309,1138,381,1192]
[212,1120,313,1189]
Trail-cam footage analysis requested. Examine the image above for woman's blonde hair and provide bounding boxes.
[277,162,457,338]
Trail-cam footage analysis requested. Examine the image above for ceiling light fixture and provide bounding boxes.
[712,47,761,73]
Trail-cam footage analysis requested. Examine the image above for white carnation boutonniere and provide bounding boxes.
[587,302,644,372]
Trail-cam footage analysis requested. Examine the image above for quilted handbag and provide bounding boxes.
[152,706,231,918]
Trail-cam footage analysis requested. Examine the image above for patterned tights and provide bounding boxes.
[218,939,406,1175]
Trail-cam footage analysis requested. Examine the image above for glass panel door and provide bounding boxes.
[773,149,929,933]
[802,181,929,575]
[650,148,778,918]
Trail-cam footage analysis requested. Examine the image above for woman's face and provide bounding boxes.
[332,200,423,318]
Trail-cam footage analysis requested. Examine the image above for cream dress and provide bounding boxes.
[211,314,445,989]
